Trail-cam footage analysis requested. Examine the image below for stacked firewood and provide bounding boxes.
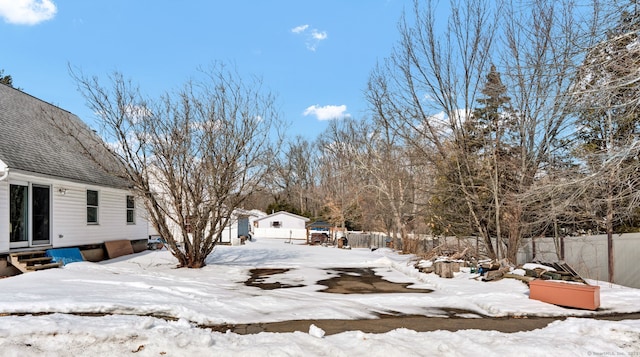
[477,259,512,281]
[415,255,586,285]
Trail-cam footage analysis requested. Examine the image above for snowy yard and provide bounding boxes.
[1,237,639,356]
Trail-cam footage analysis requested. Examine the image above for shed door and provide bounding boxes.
[238,217,249,237]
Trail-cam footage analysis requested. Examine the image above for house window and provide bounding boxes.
[271,221,282,228]
[87,190,99,224]
[126,195,135,224]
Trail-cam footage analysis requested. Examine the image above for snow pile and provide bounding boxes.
[308,324,326,338]
[522,263,557,271]
[0,237,639,355]
[0,314,638,356]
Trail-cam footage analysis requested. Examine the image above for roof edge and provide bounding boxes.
[255,211,311,222]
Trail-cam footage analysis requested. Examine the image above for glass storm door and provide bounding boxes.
[9,184,29,248]
[9,184,51,248]
[31,185,51,245]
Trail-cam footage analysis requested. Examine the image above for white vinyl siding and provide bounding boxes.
[0,171,148,252]
[253,227,307,239]
[255,212,308,229]
[253,212,309,240]
[53,186,147,247]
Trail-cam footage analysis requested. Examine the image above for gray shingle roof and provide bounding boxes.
[0,84,129,188]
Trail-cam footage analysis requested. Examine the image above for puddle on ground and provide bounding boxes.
[245,267,433,294]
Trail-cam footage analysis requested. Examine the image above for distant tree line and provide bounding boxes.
[254,0,639,283]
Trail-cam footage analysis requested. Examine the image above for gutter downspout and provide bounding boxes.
[0,168,8,181]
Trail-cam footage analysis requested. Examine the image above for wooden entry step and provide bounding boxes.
[7,250,62,274]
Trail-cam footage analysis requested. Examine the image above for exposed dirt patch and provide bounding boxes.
[207,312,640,335]
[244,268,305,290]
[317,268,433,294]
[4,311,639,336]
[244,267,433,294]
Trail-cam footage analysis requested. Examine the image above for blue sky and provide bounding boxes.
[0,0,408,141]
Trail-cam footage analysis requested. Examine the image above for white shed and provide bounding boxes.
[253,211,310,240]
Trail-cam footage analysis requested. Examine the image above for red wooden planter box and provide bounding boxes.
[529,279,600,310]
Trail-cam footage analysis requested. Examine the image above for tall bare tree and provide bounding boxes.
[367,0,601,263]
[352,117,428,251]
[267,136,319,217]
[570,0,640,282]
[494,0,599,262]
[68,63,283,268]
[367,0,500,257]
[315,119,369,230]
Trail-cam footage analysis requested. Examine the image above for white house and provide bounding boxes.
[253,211,310,240]
[0,84,148,264]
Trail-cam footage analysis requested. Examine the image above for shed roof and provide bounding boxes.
[0,84,128,188]
[254,211,310,222]
[307,220,332,229]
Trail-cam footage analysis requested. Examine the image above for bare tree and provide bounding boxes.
[367,0,601,263]
[267,136,319,217]
[492,0,600,262]
[569,0,640,282]
[315,119,369,231]
[352,117,428,252]
[67,63,283,268]
[367,0,500,257]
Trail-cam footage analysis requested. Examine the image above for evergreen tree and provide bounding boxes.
[470,64,514,151]
[468,64,519,260]
[430,65,519,259]
[0,69,14,87]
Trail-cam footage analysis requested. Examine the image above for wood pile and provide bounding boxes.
[478,259,512,282]
[479,261,586,285]
[503,273,536,283]
[414,254,587,286]
[415,263,434,274]
[522,261,586,284]
[433,260,462,278]
[419,244,473,261]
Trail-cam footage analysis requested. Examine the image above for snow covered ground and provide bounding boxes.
[1,237,639,356]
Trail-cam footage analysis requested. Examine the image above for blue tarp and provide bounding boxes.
[45,248,85,266]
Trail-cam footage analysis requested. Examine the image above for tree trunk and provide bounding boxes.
[607,181,615,283]
[606,111,615,283]
[506,203,522,264]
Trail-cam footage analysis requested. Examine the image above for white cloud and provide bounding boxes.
[291,23,328,51]
[311,30,327,40]
[291,24,309,34]
[0,0,57,25]
[303,104,349,121]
